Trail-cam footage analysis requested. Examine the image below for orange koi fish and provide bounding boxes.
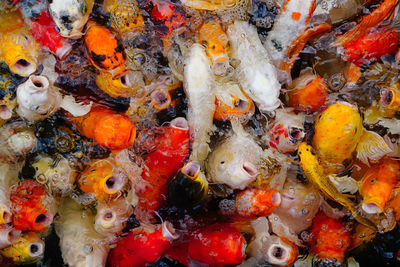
[0,11,39,77]
[72,106,136,151]
[310,212,351,263]
[84,20,126,77]
[288,68,329,114]
[78,158,127,202]
[365,82,400,123]
[199,16,230,75]
[136,117,189,222]
[344,27,398,66]
[360,158,400,214]
[236,187,281,218]
[95,70,141,98]
[335,0,398,47]
[188,223,246,266]
[10,181,53,232]
[107,221,179,267]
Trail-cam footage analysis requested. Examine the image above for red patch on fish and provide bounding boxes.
[236,188,281,217]
[269,123,288,149]
[291,12,301,20]
[10,180,51,231]
[136,120,189,222]
[151,0,187,38]
[310,212,351,262]
[188,223,246,266]
[344,27,398,66]
[107,225,173,267]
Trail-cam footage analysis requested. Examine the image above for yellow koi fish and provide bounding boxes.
[297,142,377,230]
[313,101,391,172]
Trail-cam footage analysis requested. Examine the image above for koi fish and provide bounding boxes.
[269,173,321,244]
[72,106,136,151]
[360,158,400,214]
[168,161,209,209]
[32,154,77,195]
[364,83,400,124]
[95,70,142,98]
[312,102,392,170]
[94,197,133,236]
[16,75,62,122]
[136,117,189,222]
[310,212,351,263]
[0,231,44,265]
[265,0,316,68]
[84,20,126,77]
[184,44,215,165]
[55,199,110,267]
[206,120,263,190]
[335,0,398,47]
[49,0,95,39]
[343,27,398,66]
[188,222,246,266]
[0,224,20,249]
[151,0,188,38]
[264,108,305,153]
[198,16,230,75]
[247,217,298,266]
[103,0,144,35]
[236,187,281,218]
[78,158,127,202]
[297,142,377,230]
[10,180,53,231]
[287,68,329,114]
[227,20,281,113]
[107,221,179,267]
[214,81,254,123]
[0,11,39,77]
[29,10,72,59]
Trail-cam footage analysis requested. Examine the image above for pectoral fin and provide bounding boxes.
[356,130,392,165]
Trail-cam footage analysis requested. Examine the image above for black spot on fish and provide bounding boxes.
[90,51,107,68]
[271,39,283,52]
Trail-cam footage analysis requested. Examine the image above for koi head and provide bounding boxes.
[214,90,255,123]
[49,0,94,39]
[379,83,400,117]
[188,223,246,266]
[264,235,299,267]
[84,20,126,76]
[310,212,351,263]
[199,17,229,75]
[0,232,44,265]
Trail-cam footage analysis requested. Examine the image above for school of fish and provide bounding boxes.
[0,0,399,266]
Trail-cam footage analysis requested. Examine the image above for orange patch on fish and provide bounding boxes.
[291,12,301,20]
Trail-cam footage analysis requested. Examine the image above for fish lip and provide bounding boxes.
[103,171,127,194]
[281,193,295,201]
[182,161,200,179]
[170,117,188,130]
[361,201,383,214]
[162,221,180,241]
[28,75,50,92]
[151,89,171,110]
[241,161,258,177]
[29,242,44,257]
[380,88,393,106]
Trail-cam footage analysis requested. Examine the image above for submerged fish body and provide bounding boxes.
[264,108,305,153]
[265,0,315,68]
[206,120,263,189]
[310,212,351,263]
[136,117,189,222]
[188,222,246,266]
[313,102,391,170]
[49,0,95,39]
[228,20,281,113]
[184,44,215,164]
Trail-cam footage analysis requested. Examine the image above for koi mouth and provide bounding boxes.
[281,193,295,201]
[380,88,393,106]
[182,161,200,179]
[13,58,36,77]
[170,117,188,129]
[151,89,171,110]
[242,162,258,177]
[29,242,44,257]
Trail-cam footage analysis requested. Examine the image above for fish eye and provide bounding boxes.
[220,161,224,164]
[211,45,216,50]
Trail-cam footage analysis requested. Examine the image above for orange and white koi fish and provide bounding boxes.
[265,0,316,69]
[0,11,39,77]
[228,20,281,113]
[360,157,400,214]
[199,16,230,75]
[287,68,329,114]
[78,158,127,202]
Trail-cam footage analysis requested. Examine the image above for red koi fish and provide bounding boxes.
[188,223,246,267]
[151,0,187,38]
[30,10,72,59]
[136,117,189,222]
[107,221,179,267]
[310,212,351,263]
[236,188,281,218]
[344,27,398,66]
[10,180,53,232]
